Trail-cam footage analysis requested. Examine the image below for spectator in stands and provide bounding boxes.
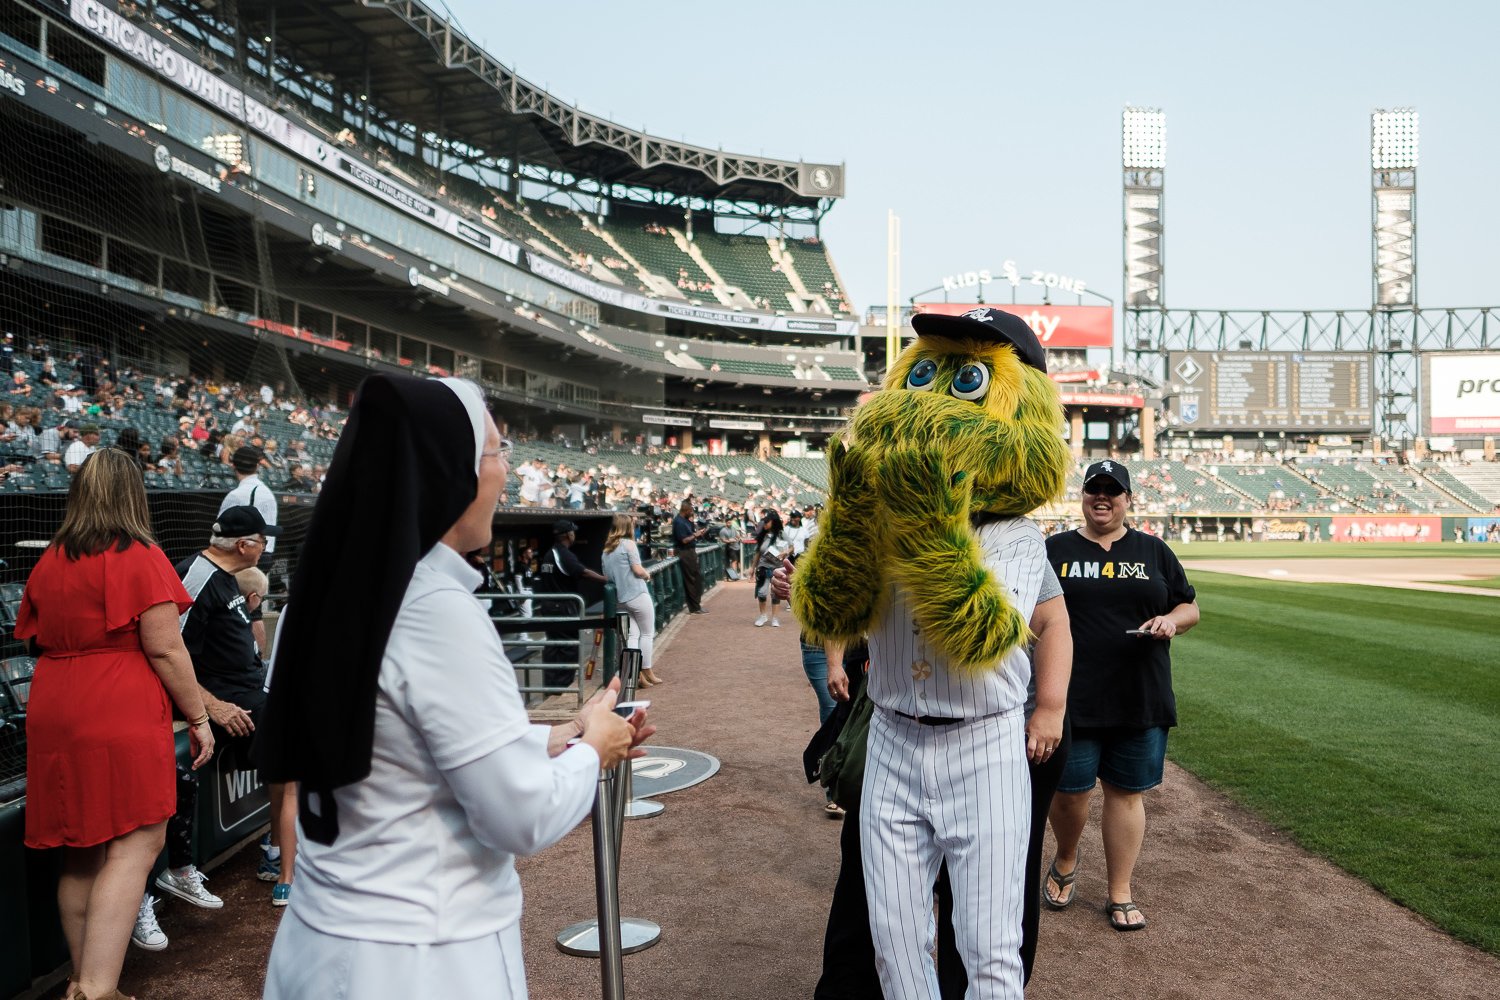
[286,464,317,493]
[159,506,283,914]
[157,437,180,476]
[260,376,646,999]
[17,448,213,999]
[10,407,37,455]
[218,432,246,467]
[10,370,31,397]
[515,456,549,507]
[263,438,287,471]
[64,424,100,473]
[221,445,278,577]
[603,512,660,687]
[112,426,149,471]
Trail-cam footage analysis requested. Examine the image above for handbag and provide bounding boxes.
[817,682,873,811]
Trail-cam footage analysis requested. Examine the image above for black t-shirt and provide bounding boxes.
[1044,528,1196,730]
[176,553,265,707]
[536,542,587,595]
[671,514,697,548]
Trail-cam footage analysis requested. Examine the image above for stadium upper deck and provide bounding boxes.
[0,0,864,451]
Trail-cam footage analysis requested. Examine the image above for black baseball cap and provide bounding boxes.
[214,504,281,537]
[910,307,1047,373]
[231,445,263,473]
[553,519,579,535]
[1082,460,1131,494]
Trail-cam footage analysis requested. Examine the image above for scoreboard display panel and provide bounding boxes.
[1166,352,1374,431]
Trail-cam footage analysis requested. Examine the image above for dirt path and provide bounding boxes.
[1181,556,1500,596]
[96,579,1499,1000]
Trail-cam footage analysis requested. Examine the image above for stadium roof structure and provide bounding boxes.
[228,0,845,212]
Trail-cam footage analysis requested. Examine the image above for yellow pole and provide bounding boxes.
[886,210,901,371]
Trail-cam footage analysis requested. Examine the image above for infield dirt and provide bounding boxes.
[84,577,1500,1000]
[1180,555,1500,596]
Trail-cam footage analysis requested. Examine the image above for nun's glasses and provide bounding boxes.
[482,437,514,460]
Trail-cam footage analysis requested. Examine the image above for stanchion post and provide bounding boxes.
[593,770,625,1000]
[616,647,663,822]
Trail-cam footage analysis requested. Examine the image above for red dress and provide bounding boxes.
[16,542,193,848]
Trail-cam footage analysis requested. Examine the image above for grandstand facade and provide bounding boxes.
[0,0,867,456]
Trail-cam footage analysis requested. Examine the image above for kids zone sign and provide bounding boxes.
[912,302,1114,349]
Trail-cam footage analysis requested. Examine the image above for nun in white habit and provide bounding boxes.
[259,376,647,998]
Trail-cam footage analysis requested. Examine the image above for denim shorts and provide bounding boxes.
[1057,725,1168,793]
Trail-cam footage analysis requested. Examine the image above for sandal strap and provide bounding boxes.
[1047,860,1077,887]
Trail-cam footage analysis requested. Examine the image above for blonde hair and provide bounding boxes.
[53,449,156,559]
[235,566,269,598]
[603,513,634,553]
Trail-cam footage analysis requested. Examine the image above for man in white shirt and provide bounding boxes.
[220,445,278,571]
[515,457,548,506]
[64,423,100,473]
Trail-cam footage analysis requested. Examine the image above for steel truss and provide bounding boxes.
[1126,306,1497,446]
[370,0,843,204]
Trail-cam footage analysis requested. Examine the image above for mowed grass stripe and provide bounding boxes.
[1169,571,1500,954]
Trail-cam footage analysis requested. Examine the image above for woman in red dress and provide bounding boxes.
[17,449,215,1000]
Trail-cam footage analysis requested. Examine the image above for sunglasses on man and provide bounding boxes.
[1082,480,1126,498]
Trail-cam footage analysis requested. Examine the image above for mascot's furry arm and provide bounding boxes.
[790,439,887,642]
[881,446,1029,671]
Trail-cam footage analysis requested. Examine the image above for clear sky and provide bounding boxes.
[441,0,1499,317]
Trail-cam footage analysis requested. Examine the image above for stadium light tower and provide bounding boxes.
[1371,108,1418,309]
[1122,107,1165,361]
[1370,108,1419,456]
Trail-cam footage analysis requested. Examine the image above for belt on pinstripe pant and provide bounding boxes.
[891,709,965,727]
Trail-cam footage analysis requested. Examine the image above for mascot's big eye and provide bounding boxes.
[950,362,991,401]
[905,359,939,391]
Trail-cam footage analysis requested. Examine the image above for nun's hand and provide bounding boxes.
[578,685,635,770]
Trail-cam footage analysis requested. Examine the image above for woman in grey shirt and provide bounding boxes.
[602,513,660,686]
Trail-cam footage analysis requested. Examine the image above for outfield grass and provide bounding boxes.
[1167,540,1500,560]
[1445,576,1500,590]
[1168,571,1500,954]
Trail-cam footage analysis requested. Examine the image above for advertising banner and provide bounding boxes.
[1329,515,1440,542]
[1057,391,1144,408]
[1427,353,1500,435]
[912,303,1114,348]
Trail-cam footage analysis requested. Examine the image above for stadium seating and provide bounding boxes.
[1432,463,1500,509]
[1361,462,1477,514]
[1128,460,1256,514]
[692,233,797,311]
[781,238,852,314]
[1222,464,1341,513]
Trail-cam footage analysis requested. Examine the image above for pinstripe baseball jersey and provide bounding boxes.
[866,517,1047,719]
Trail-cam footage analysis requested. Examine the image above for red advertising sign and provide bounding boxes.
[913,303,1114,349]
[1050,369,1105,383]
[1329,516,1441,542]
[1058,391,1144,409]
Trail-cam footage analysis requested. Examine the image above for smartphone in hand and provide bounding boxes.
[1125,628,1153,637]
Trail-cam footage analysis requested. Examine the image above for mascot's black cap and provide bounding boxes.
[910,307,1047,373]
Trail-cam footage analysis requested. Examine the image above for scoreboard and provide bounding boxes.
[1166,352,1374,431]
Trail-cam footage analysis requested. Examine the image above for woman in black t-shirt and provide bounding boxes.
[1041,460,1199,932]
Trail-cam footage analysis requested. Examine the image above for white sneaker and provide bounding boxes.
[754,614,769,627]
[132,894,168,951]
[771,618,781,628]
[155,866,224,909]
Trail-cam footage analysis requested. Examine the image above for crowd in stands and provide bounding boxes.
[0,332,347,494]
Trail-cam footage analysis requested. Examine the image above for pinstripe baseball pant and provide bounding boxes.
[861,707,1029,1000]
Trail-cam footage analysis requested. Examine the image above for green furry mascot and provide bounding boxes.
[792,307,1070,671]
